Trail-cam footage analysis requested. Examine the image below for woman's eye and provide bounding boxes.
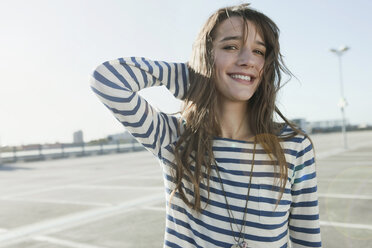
[254,50,265,56]
[223,45,238,50]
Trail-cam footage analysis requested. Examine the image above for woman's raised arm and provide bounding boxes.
[90,57,188,158]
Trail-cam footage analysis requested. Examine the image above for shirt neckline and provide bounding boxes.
[213,136,255,144]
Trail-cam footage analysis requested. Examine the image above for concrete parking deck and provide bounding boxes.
[0,130,371,247]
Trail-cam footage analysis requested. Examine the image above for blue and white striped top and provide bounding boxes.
[90,57,321,248]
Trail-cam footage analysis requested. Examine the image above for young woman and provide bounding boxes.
[90,4,321,248]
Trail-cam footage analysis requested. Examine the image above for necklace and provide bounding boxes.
[214,138,256,248]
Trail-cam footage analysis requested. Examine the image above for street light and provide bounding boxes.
[0,136,2,165]
[330,45,349,149]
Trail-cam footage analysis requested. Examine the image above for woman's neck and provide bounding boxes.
[216,98,253,141]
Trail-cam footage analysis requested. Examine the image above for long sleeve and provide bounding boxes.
[89,57,189,158]
[289,137,322,247]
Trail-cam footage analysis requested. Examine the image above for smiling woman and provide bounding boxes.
[90,3,321,248]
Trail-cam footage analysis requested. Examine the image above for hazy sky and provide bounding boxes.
[1,0,371,146]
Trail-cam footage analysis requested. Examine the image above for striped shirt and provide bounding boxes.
[90,57,321,248]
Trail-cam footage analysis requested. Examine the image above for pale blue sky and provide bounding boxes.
[1,0,371,146]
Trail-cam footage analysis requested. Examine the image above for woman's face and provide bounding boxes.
[213,17,266,103]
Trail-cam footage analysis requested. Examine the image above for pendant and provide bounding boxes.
[240,241,248,248]
[231,241,248,248]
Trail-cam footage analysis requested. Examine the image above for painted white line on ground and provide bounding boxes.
[3,198,112,207]
[316,149,346,160]
[320,221,372,231]
[0,173,163,200]
[76,173,161,185]
[142,206,166,211]
[318,193,372,200]
[0,193,163,246]
[316,140,372,160]
[340,152,372,157]
[68,185,163,191]
[100,175,160,179]
[0,183,163,201]
[33,235,108,248]
[0,186,72,200]
[318,178,372,183]
[0,229,7,234]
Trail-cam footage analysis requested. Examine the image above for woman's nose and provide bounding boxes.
[237,49,255,67]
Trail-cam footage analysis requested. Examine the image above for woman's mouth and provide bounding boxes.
[229,73,255,84]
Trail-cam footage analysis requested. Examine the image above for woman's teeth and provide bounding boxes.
[231,74,252,81]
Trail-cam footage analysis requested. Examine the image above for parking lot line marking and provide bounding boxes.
[142,206,166,211]
[318,179,372,183]
[3,197,112,207]
[0,182,163,200]
[315,140,372,160]
[320,221,372,231]
[318,193,372,200]
[82,174,162,185]
[316,149,346,160]
[0,186,71,200]
[68,185,164,191]
[33,235,107,248]
[0,193,163,245]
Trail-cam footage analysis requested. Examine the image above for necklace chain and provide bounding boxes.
[214,138,257,246]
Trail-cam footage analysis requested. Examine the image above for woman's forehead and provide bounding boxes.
[214,16,264,42]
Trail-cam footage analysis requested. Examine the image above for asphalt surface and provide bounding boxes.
[0,130,371,248]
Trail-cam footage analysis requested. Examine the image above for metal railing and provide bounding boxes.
[0,140,144,164]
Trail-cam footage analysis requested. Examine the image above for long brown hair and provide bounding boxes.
[172,3,304,212]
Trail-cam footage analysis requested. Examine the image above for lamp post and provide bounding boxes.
[330,46,349,149]
[0,137,2,165]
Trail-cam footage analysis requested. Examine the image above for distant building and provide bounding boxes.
[308,119,350,134]
[292,118,312,133]
[107,131,134,143]
[21,144,42,150]
[310,119,348,129]
[73,130,84,144]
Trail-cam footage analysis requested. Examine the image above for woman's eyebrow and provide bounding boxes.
[219,35,242,42]
[256,41,266,47]
[219,36,266,47]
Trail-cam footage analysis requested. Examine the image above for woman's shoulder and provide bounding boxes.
[277,123,312,148]
[277,124,315,169]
